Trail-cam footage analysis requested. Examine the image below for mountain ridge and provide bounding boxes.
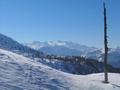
[25,41,120,68]
[0,33,44,58]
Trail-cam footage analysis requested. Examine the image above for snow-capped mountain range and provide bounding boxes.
[0,32,119,69]
[25,41,99,57]
[25,41,120,68]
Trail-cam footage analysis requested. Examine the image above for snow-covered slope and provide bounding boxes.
[35,56,120,75]
[0,48,120,90]
[0,33,43,58]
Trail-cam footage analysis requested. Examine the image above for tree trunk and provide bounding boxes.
[103,2,109,83]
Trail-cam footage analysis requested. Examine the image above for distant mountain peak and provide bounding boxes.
[47,41,67,46]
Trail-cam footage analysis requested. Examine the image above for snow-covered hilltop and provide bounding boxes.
[0,48,120,90]
[25,41,120,68]
[0,33,43,58]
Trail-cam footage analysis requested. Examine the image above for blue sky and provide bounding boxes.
[0,0,120,48]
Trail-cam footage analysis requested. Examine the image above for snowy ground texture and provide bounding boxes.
[0,49,120,90]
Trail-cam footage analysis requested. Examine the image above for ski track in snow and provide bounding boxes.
[0,49,120,90]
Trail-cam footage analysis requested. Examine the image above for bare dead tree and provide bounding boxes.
[103,2,109,83]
